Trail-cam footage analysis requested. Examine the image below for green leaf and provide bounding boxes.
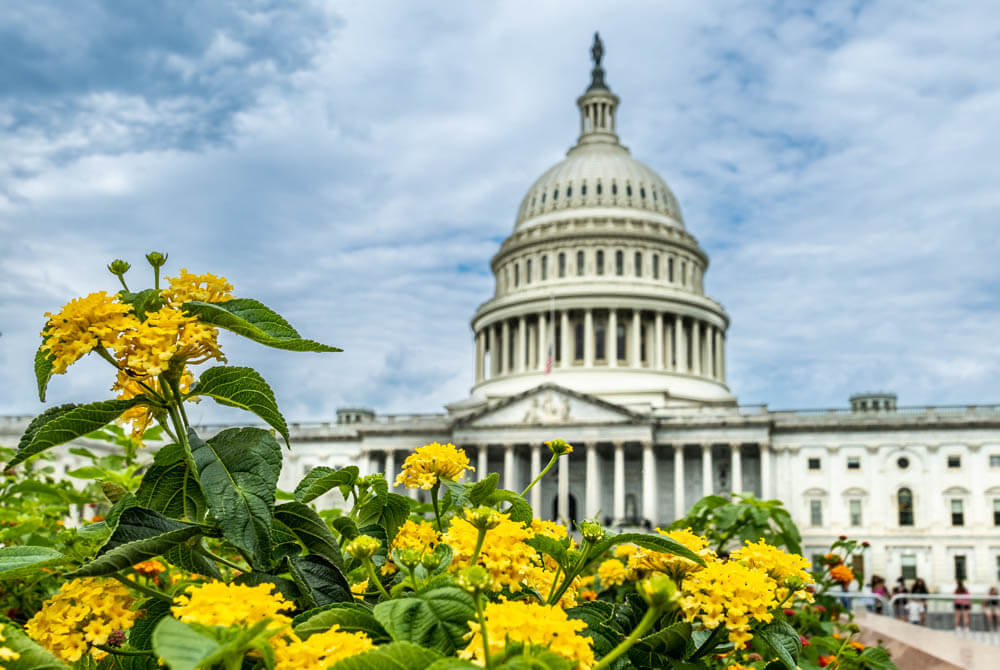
[293,603,390,642]
[275,502,344,568]
[189,427,281,568]
[589,532,704,568]
[0,621,70,669]
[8,399,147,468]
[70,507,204,577]
[129,598,173,650]
[288,554,353,608]
[379,493,411,541]
[755,620,802,670]
[0,546,66,580]
[373,585,476,655]
[135,443,205,521]
[151,617,222,670]
[165,543,223,580]
[65,466,107,479]
[295,465,359,503]
[858,646,896,669]
[526,535,569,568]
[34,344,54,403]
[182,298,341,352]
[188,366,289,447]
[484,489,532,523]
[327,641,441,670]
[333,516,360,543]
[467,473,499,505]
[233,570,301,603]
[119,288,164,322]
[639,620,691,658]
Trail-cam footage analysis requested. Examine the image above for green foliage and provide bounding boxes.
[0,621,70,669]
[373,585,477,655]
[0,546,67,580]
[293,603,390,642]
[670,493,802,554]
[181,298,342,352]
[135,443,205,520]
[187,366,290,446]
[294,465,359,503]
[325,641,441,670]
[34,344,55,403]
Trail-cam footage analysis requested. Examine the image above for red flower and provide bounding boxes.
[816,604,827,613]
[784,608,796,616]
[862,541,870,547]
[800,635,810,646]
[838,534,847,540]
[818,655,837,667]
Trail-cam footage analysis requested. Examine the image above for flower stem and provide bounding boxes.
[520,454,559,498]
[547,538,590,605]
[430,482,444,532]
[471,526,488,565]
[592,603,662,670]
[95,645,153,657]
[365,560,391,600]
[474,591,493,669]
[195,544,245,572]
[112,573,171,602]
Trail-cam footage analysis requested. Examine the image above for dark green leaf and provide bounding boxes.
[0,621,70,669]
[129,598,173,650]
[688,625,728,660]
[756,620,802,670]
[589,532,704,568]
[485,489,532,523]
[188,366,289,446]
[379,493,411,541]
[151,617,222,670]
[295,465,359,503]
[526,535,568,568]
[34,344,54,403]
[119,288,165,322]
[0,546,66,580]
[135,443,205,521]
[189,427,281,568]
[467,473,499,505]
[293,603,389,642]
[233,570,301,603]
[327,641,441,670]
[8,399,147,468]
[182,298,341,352]
[858,646,896,669]
[373,585,476,655]
[333,516,360,543]
[275,502,344,568]
[164,543,223,580]
[639,620,691,658]
[288,554,353,608]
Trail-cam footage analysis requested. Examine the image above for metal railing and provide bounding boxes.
[833,592,1000,647]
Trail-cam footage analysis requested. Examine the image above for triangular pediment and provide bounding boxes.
[457,383,641,427]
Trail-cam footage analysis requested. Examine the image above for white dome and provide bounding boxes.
[514,141,684,231]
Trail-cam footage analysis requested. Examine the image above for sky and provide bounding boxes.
[2,1,999,425]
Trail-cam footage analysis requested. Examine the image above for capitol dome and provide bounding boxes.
[465,34,733,411]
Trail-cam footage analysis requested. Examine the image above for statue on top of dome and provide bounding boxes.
[588,32,608,91]
[591,32,604,67]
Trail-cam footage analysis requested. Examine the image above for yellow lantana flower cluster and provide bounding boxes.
[272,625,373,670]
[161,269,234,306]
[731,539,814,602]
[171,580,293,629]
[678,560,778,650]
[25,577,137,663]
[627,528,715,581]
[460,600,595,669]
[444,513,537,591]
[394,442,474,490]
[382,519,440,575]
[41,292,134,374]
[597,558,629,587]
[0,628,20,670]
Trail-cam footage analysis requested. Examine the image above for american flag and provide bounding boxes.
[545,342,553,374]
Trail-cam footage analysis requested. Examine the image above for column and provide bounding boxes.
[385,450,396,488]
[673,444,685,519]
[642,442,657,524]
[560,310,570,369]
[702,443,713,497]
[730,443,743,494]
[504,445,516,490]
[474,331,483,383]
[613,442,625,520]
[486,327,495,377]
[631,310,641,367]
[654,312,663,369]
[585,442,600,518]
[584,308,594,367]
[530,444,542,512]
[558,453,570,521]
[674,314,684,372]
[537,313,547,372]
[691,319,701,375]
[501,320,510,374]
[517,316,526,373]
[360,450,372,477]
[706,326,715,380]
[719,331,726,381]
[477,444,488,482]
[759,443,771,499]
[608,309,617,367]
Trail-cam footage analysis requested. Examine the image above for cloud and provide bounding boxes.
[2,1,999,425]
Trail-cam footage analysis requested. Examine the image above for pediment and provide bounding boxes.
[458,384,639,428]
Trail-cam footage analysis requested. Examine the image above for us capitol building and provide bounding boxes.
[4,36,1000,592]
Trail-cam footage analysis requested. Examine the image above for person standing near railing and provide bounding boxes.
[985,586,1000,632]
[912,577,929,626]
[891,577,907,620]
[954,580,972,630]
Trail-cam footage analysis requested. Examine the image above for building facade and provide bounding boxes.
[3,36,1000,592]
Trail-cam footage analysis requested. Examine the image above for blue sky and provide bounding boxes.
[2,1,999,424]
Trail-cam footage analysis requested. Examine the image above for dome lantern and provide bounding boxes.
[576,32,620,146]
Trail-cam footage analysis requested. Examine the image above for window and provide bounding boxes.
[526,259,532,283]
[901,555,917,581]
[951,499,965,526]
[994,499,1000,526]
[653,254,660,279]
[898,488,914,526]
[668,257,674,282]
[680,261,687,285]
[576,251,585,276]
[554,324,562,362]
[552,188,558,201]
[640,324,647,362]
[514,264,519,287]
[635,251,642,277]
[541,192,546,204]
[847,456,860,470]
[897,457,910,470]
[596,251,604,275]
[626,184,632,197]
[574,323,584,361]
[566,185,572,198]
[611,182,618,195]
[849,499,862,527]
[991,454,1000,467]
[640,187,646,199]
[581,182,587,196]
[615,250,623,276]
[810,500,823,526]
[541,256,547,280]
[595,320,606,361]
[948,455,961,468]
[558,253,566,278]
[954,555,967,582]
[596,182,602,195]
[807,458,821,471]
[616,323,626,361]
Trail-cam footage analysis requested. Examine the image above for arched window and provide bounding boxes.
[635,251,642,277]
[558,252,566,278]
[541,192,546,204]
[898,488,914,526]
[652,254,660,279]
[615,250,623,275]
[553,188,558,201]
[626,184,633,197]
[576,251,585,276]
[596,250,605,275]
[541,255,548,280]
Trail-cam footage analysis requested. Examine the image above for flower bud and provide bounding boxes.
[421,552,442,571]
[580,520,605,544]
[145,251,168,268]
[465,506,501,531]
[396,548,421,570]
[639,574,677,609]
[456,565,493,594]
[784,575,805,591]
[545,439,573,456]
[346,535,380,561]
[107,259,131,277]
[101,481,128,504]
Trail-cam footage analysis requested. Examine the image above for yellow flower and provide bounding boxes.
[382,519,440,575]
[162,269,234,306]
[0,628,21,669]
[112,305,224,379]
[731,539,814,602]
[460,600,595,669]
[830,564,854,585]
[112,367,194,441]
[394,442,473,490]
[272,626,373,669]
[628,528,715,580]
[351,580,369,600]
[444,513,538,593]
[545,439,574,456]
[25,577,137,663]
[614,543,639,559]
[678,560,778,650]
[849,640,865,651]
[41,292,135,374]
[171,581,293,629]
[598,559,629,587]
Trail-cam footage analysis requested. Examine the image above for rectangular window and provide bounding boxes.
[951,499,964,526]
[573,323,584,362]
[558,253,566,278]
[994,499,1000,526]
[652,254,660,279]
[954,555,967,582]
[595,321,606,361]
[991,454,1000,467]
[596,251,604,275]
[810,500,822,526]
[576,251,584,276]
[849,499,862,526]
[901,555,917,581]
[554,325,562,362]
[948,455,961,468]
[514,264,519,286]
[616,324,626,361]
[808,457,821,471]
[541,256,547,280]
[680,261,687,285]
[634,251,642,277]
[847,456,860,470]
[526,259,532,283]
[640,324,647,363]
[668,257,674,282]
[615,250,623,276]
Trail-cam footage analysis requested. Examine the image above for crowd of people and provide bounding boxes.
[861,575,1000,631]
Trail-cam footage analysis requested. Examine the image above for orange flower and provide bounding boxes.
[849,640,865,651]
[818,655,837,667]
[830,564,854,585]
